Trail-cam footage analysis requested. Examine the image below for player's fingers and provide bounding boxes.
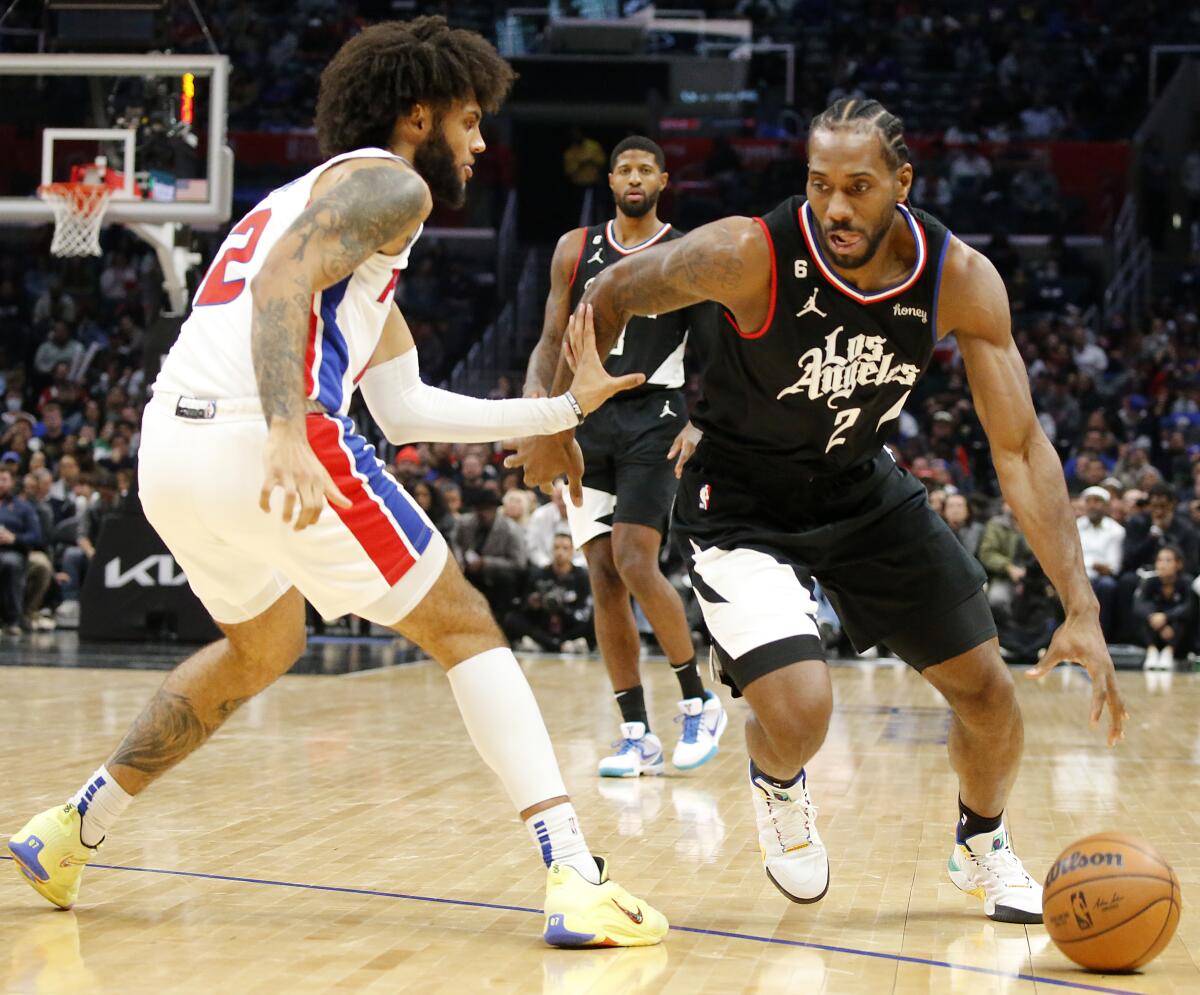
[323,468,352,508]
[280,487,296,526]
[259,479,275,514]
[608,373,646,396]
[1023,652,1061,680]
[567,443,585,507]
[1106,687,1128,746]
[667,437,681,461]
[502,452,523,469]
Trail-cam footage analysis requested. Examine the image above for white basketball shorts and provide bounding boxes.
[139,393,447,626]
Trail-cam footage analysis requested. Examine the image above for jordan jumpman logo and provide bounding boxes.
[796,287,827,318]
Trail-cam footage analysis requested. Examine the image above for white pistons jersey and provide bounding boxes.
[154,148,422,416]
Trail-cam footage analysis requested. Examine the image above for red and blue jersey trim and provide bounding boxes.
[304,275,352,412]
[799,202,927,304]
[307,413,432,585]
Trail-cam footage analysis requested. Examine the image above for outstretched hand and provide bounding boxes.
[565,303,645,414]
[1024,612,1128,746]
[504,432,585,504]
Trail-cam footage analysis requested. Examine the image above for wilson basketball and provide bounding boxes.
[1043,834,1181,972]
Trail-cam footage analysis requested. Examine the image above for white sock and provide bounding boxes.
[69,765,132,848]
[526,802,599,884]
[447,647,598,883]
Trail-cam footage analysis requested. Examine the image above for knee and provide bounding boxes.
[231,626,306,678]
[754,686,833,768]
[611,541,658,592]
[947,662,1017,722]
[587,552,625,600]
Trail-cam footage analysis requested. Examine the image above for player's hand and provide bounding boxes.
[566,303,645,415]
[667,421,703,478]
[504,431,586,505]
[259,420,351,531]
[1024,612,1128,747]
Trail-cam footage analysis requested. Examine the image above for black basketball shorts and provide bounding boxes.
[566,389,687,548]
[672,445,995,695]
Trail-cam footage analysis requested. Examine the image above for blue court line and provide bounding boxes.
[0,855,1140,995]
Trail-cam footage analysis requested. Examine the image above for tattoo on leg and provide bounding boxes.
[110,689,245,777]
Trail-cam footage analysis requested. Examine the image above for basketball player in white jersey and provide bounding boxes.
[7,18,667,949]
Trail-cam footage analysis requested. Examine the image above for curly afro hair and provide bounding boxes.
[315,17,515,157]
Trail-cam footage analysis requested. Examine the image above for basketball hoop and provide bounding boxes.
[37,181,112,258]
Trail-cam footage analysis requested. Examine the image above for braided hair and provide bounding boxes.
[808,98,910,171]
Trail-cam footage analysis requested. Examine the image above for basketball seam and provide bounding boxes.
[1052,896,1177,945]
[1044,872,1174,905]
[1129,895,1180,969]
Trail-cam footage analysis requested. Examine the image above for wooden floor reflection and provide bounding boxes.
[2,651,1197,994]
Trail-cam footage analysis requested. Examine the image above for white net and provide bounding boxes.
[37,182,113,257]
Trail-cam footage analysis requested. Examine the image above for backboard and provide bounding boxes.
[0,53,232,227]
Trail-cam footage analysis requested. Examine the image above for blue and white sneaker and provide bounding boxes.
[672,691,727,771]
[598,722,664,778]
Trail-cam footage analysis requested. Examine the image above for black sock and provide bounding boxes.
[957,797,1003,844]
[670,655,705,700]
[614,685,649,730]
[750,759,804,790]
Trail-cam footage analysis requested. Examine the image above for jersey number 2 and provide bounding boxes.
[826,407,860,452]
[194,208,273,307]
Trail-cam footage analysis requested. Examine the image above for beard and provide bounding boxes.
[413,125,466,209]
[618,187,659,219]
[815,212,892,270]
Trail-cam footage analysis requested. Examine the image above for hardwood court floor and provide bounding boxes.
[1,650,1197,994]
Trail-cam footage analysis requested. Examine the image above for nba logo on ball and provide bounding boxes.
[699,484,711,510]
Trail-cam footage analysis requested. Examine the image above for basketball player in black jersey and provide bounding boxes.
[510,100,1127,924]
[524,137,726,776]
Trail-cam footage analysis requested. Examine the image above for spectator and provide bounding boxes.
[528,480,582,568]
[48,453,81,504]
[501,488,535,530]
[1077,485,1125,639]
[979,503,1032,610]
[0,465,42,635]
[406,478,454,535]
[1133,545,1196,670]
[1117,482,1200,640]
[503,533,593,654]
[33,321,83,380]
[943,492,983,557]
[57,469,120,623]
[452,488,527,617]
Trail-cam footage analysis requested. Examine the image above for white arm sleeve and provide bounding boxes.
[358,350,580,445]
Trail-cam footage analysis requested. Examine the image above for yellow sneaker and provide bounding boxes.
[8,804,100,910]
[542,857,668,948]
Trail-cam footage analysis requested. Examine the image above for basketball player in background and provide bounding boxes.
[524,137,726,778]
[509,99,1127,924]
[8,18,667,949]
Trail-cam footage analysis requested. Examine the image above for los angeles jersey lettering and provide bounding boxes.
[154,148,422,415]
[569,219,695,398]
[693,198,951,469]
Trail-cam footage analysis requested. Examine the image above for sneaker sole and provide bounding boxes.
[673,745,718,771]
[7,842,73,910]
[598,762,664,778]
[947,862,1042,924]
[765,864,830,905]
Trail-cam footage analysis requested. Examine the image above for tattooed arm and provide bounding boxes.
[507,217,770,496]
[250,161,431,530]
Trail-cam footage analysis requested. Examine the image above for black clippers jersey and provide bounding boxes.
[693,198,952,471]
[570,220,693,399]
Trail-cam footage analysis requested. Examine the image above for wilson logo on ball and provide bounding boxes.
[1044,850,1124,886]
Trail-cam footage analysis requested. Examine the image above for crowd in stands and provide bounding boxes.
[4,210,1200,671]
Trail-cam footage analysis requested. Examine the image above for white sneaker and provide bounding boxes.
[598,722,664,778]
[562,637,590,655]
[1158,646,1175,671]
[1143,646,1160,670]
[947,823,1043,923]
[750,765,829,903]
[672,692,727,770]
